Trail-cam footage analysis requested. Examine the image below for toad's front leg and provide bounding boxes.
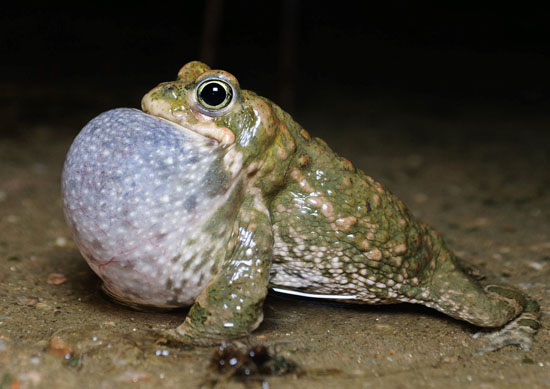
[173,193,273,346]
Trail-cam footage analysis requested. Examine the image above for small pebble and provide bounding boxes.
[55,237,68,247]
[443,355,458,364]
[529,242,550,251]
[6,215,18,223]
[48,336,73,359]
[35,302,51,311]
[47,273,68,285]
[17,371,42,386]
[116,371,152,383]
[16,296,38,306]
[528,261,544,271]
[373,323,393,331]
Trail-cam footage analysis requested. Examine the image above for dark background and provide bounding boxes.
[1,1,549,138]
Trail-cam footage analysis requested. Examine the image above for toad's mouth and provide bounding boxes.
[141,96,235,145]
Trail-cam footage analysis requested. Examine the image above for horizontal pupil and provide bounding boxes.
[200,82,227,107]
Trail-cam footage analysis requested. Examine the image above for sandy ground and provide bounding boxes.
[0,84,549,388]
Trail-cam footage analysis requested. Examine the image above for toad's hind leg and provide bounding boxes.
[171,193,273,346]
[416,249,540,352]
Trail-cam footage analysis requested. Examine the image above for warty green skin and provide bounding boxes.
[140,61,539,350]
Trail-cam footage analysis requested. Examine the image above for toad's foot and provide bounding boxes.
[473,300,540,354]
[169,313,263,347]
[171,193,273,346]
[418,249,540,353]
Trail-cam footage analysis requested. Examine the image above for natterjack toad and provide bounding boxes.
[62,61,539,351]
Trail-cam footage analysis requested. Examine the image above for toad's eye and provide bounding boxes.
[196,79,233,111]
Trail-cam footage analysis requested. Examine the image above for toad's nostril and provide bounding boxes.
[162,85,177,98]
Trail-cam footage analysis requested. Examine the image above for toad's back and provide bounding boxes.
[269,135,435,303]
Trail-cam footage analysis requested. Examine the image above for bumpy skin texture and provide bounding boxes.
[63,61,539,350]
